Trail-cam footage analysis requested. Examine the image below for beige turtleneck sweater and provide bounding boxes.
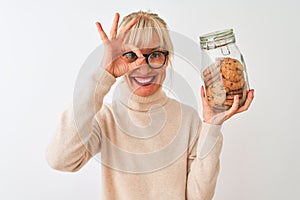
[46,67,223,200]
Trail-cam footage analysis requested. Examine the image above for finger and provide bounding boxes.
[132,48,143,58]
[121,44,144,73]
[224,95,239,120]
[123,44,143,57]
[110,13,120,38]
[127,58,145,73]
[236,89,254,113]
[200,86,209,106]
[201,86,210,107]
[119,17,138,35]
[201,85,205,98]
[95,22,108,41]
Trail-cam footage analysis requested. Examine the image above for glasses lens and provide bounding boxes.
[148,51,166,68]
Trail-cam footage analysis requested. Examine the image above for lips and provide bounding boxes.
[132,76,156,86]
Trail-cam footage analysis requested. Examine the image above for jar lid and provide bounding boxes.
[200,29,236,50]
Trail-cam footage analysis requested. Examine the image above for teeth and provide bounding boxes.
[134,77,154,84]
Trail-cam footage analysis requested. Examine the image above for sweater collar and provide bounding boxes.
[115,79,169,112]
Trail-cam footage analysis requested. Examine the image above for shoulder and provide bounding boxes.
[166,98,202,136]
[167,98,201,120]
[166,98,202,148]
[94,102,114,125]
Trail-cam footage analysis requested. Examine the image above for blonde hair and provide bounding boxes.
[119,11,174,58]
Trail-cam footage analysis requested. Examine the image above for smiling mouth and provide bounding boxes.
[132,76,156,86]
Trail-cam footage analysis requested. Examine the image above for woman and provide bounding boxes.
[46,11,254,200]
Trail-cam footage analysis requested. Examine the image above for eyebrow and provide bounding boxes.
[146,46,161,51]
[123,46,162,53]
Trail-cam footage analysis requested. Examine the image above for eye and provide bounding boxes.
[149,51,162,59]
[122,51,138,62]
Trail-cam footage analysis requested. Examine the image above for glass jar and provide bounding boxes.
[199,29,250,111]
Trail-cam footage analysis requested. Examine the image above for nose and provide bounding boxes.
[134,57,152,74]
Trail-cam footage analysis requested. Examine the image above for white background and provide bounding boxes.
[1,0,299,199]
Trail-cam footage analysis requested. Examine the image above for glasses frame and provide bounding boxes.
[122,50,169,69]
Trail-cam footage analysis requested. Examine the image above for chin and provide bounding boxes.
[133,84,161,97]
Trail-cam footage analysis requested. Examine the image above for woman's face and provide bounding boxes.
[123,47,168,97]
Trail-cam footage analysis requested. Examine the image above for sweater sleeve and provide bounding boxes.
[46,68,116,172]
[186,121,223,200]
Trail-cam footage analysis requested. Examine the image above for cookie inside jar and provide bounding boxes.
[203,57,248,110]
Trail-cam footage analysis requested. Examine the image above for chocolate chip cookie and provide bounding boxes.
[203,57,248,110]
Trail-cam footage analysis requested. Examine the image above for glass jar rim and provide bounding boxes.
[200,29,236,50]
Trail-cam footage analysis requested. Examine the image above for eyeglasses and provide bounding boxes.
[122,50,169,69]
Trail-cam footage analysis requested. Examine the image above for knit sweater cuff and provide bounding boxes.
[93,68,116,111]
[196,122,222,159]
[97,68,116,88]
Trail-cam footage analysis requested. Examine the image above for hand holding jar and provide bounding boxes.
[199,29,254,124]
